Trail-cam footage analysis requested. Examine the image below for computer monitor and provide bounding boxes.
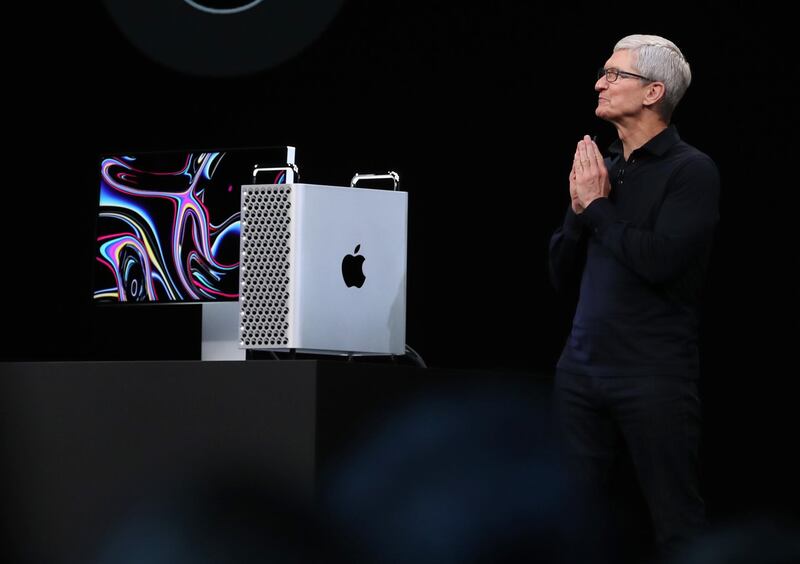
[93,146,295,304]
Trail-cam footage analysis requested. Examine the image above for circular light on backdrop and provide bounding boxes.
[182,1,266,15]
[104,0,344,77]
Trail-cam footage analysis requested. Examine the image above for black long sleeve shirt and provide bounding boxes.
[549,125,720,378]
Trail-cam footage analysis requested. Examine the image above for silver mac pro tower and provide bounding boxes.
[239,183,407,355]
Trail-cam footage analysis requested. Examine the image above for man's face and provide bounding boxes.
[595,49,651,122]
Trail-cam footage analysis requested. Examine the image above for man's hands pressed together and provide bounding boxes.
[570,135,611,214]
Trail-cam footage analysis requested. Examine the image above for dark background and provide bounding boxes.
[2,0,796,545]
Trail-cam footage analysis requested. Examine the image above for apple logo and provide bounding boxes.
[341,244,366,288]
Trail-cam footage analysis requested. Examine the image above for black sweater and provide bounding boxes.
[549,126,720,378]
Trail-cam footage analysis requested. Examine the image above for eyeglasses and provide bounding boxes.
[597,67,654,83]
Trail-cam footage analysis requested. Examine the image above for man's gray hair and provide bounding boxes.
[614,34,691,121]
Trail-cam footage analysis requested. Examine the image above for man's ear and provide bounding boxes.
[643,81,666,108]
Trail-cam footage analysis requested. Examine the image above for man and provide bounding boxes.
[548,34,719,558]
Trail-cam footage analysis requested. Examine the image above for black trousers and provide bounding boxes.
[553,369,706,556]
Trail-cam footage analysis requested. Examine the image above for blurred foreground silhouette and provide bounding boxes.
[321,379,617,563]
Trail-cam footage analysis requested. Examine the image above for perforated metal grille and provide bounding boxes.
[239,185,292,348]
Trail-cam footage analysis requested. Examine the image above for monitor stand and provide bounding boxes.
[201,302,245,361]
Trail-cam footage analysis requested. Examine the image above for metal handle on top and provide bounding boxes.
[252,163,299,182]
[350,171,400,191]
